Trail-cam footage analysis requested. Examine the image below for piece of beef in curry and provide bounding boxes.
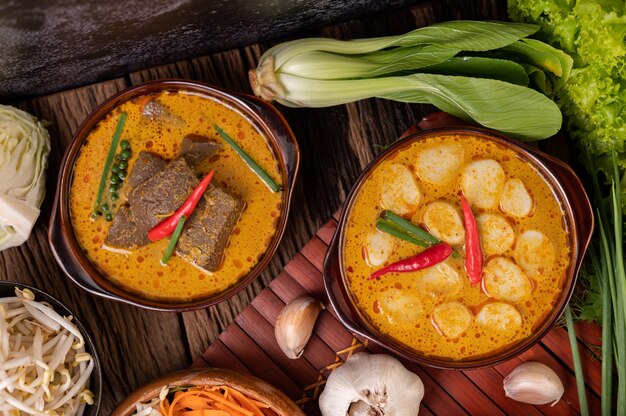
[129,157,199,232]
[104,152,167,249]
[105,135,245,272]
[180,134,220,174]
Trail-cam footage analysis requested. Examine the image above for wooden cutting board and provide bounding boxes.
[193,214,602,415]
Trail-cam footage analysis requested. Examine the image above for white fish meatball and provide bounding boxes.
[433,301,473,338]
[378,288,423,326]
[414,143,465,184]
[380,164,422,215]
[461,159,506,209]
[514,230,556,277]
[415,261,463,298]
[363,231,395,267]
[500,178,534,217]
[476,302,523,332]
[483,257,532,302]
[422,201,465,245]
[476,213,516,256]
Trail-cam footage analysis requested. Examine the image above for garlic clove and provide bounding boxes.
[503,361,564,406]
[275,296,324,359]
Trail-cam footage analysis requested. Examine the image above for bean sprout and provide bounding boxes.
[0,288,95,415]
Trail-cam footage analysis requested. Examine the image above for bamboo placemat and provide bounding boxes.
[193,215,602,415]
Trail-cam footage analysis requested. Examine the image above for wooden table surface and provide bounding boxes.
[0,1,597,414]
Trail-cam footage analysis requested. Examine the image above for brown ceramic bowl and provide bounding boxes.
[323,127,594,370]
[49,80,299,311]
[111,368,304,416]
[0,280,102,415]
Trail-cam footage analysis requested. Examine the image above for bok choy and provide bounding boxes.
[250,20,572,141]
[0,104,50,251]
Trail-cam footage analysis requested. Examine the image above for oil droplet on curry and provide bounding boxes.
[70,90,283,302]
[342,133,572,360]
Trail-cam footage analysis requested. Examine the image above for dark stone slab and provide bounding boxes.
[0,0,418,99]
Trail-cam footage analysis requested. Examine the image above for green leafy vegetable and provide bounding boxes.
[499,38,573,79]
[0,104,51,251]
[251,20,566,141]
[508,2,626,413]
[270,73,560,141]
[421,56,530,86]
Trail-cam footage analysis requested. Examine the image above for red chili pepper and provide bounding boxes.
[460,194,483,285]
[147,170,215,242]
[369,243,452,280]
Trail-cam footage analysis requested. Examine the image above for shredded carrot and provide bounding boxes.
[159,386,271,416]
[227,388,265,416]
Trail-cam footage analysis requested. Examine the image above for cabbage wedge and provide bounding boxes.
[0,104,51,251]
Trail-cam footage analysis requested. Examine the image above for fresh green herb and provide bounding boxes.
[168,385,193,393]
[381,210,439,244]
[161,215,186,264]
[509,3,626,413]
[376,219,429,247]
[213,124,281,192]
[564,306,589,416]
[93,111,127,215]
[250,20,569,141]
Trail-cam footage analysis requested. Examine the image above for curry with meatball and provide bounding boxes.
[342,132,571,360]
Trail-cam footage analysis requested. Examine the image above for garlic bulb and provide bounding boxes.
[503,361,564,406]
[319,352,424,416]
[275,296,324,359]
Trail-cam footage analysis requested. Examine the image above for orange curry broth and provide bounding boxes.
[70,90,282,302]
[342,133,571,360]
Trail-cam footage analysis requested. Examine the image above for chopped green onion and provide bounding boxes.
[376,219,428,247]
[93,111,127,215]
[161,215,186,264]
[213,124,281,192]
[381,210,440,244]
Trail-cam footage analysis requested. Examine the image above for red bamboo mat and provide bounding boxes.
[193,214,602,415]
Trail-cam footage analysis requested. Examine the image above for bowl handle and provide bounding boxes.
[323,228,377,341]
[48,198,115,299]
